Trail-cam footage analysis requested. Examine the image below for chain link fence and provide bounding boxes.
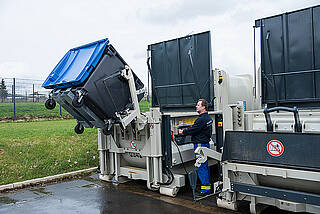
[0,77,69,120]
[0,77,151,121]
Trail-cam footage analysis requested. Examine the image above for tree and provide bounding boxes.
[0,79,8,102]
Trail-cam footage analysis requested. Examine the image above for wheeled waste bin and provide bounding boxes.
[42,38,144,134]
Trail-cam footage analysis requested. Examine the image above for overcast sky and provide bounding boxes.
[0,0,319,85]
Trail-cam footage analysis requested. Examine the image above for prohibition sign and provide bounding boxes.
[130,140,137,149]
[267,140,284,157]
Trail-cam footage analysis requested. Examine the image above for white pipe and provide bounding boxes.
[98,129,106,174]
[153,157,159,185]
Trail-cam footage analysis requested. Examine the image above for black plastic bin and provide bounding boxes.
[42,38,144,133]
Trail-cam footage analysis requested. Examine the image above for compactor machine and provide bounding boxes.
[43,32,252,197]
[42,5,320,213]
[196,5,320,214]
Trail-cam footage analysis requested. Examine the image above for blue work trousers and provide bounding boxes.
[194,143,211,193]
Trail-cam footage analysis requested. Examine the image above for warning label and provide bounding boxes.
[130,140,137,150]
[267,140,284,157]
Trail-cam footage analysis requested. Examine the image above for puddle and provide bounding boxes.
[0,196,18,204]
[30,187,53,196]
[81,184,96,188]
[82,175,100,184]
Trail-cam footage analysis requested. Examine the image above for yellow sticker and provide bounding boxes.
[176,117,197,125]
[177,120,184,125]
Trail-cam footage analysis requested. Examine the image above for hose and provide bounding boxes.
[159,131,191,185]
[159,166,174,185]
[171,131,189,175]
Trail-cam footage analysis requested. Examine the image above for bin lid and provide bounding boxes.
[42,38,109,89]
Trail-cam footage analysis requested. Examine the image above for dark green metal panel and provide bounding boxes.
[256,5,320,108]
[161,115,172,168]
[148,31,213,112]
[223,131,320,171]
[314,6,320,98]
[231,182,320,206]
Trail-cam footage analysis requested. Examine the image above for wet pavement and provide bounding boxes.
[0,174,292,214]
[0,174,233,214]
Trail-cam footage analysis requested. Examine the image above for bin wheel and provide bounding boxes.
[75,123,84,134]
[45,99,56,110]
[72,96,84,108]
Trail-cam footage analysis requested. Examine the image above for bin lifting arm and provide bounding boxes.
[115,66,147,130]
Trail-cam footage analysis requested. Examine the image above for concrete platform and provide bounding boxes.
[0,174,226,214]
[0,173,293,214]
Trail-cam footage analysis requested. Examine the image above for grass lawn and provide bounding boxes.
[0,119,98,185]
[0,100,151,120]
[0,102,70,120]
[139,100,151,113]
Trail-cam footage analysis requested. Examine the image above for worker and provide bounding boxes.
[179,98,213,195]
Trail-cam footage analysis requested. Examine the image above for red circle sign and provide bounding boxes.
[130,140,137,149]
[267,140,284,157]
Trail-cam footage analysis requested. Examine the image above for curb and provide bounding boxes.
[0,167,97,192]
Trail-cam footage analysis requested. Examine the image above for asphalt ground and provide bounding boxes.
[0,173,296,214]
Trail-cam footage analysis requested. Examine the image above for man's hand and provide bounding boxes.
[178,129,184,135]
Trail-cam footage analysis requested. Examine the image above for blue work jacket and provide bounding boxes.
[182,112,213,144]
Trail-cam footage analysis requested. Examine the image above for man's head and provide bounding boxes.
[196,99,208,114]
